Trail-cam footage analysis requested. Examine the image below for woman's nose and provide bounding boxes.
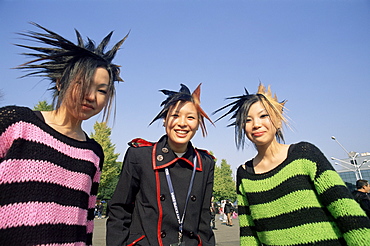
[85,89,95,102]
[253,119,262,128]
[178,116,186,126]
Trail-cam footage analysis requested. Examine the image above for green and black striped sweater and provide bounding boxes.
[237,142,370,246]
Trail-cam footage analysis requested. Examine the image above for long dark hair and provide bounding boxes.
[15,22,129,121]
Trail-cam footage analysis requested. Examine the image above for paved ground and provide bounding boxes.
[93,216,240,245]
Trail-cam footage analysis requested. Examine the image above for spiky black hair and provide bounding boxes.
[15,22,129,120]
[150,83,214,137]
[213,83,287,149]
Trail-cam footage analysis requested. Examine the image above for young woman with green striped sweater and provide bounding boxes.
[214,83,370,245]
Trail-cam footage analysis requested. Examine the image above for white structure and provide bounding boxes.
[331,136,369,181]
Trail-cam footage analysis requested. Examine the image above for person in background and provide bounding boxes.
[96,202,104,219]
[219,200,226,223]
[214,83,370,246]
[352,179,370,217]
[0,22,128,246]
[107,84,215,246]
[210,196,218,230]
[223,200,234,226]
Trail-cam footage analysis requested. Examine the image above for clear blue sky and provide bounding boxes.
[1,0,369,176]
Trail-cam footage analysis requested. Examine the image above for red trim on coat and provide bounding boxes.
[153,143,164,246]
[197,234,202,246]
[127,235,145,246]
[153,158,178,170]
[151,142,205,246]
[196,148,215,159]
[152,149,203,171]
[129,138,154,148]
[194,149,203,171]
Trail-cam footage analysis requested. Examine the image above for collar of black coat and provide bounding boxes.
[128,135,203,171]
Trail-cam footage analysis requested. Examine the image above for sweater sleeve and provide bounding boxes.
[86,142,104,246]
[106,147,140,246]
[197,154,216,246]
[236,165,261,246]
[0,106,19,159]
[305,143,370,245]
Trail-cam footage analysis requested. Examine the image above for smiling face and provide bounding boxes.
[64,67,111,121]
[164,100,200,153]
[244,101,280,147]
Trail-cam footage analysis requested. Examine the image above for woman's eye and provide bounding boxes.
[98,89,108,94]
[246,118,252,122]
[261,114,269,118]
[171,114,179,118]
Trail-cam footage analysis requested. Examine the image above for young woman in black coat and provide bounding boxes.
[107,84,215,246]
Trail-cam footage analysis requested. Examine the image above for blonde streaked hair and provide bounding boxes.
[214,83,288,149]
[257,83,288,131]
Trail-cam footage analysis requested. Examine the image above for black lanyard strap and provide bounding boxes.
[165,154,197,238]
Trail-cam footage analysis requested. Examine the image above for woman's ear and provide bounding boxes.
[276,120,282,130]
[56,79,62,92]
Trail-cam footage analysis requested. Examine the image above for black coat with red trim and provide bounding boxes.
[107,135,215,246]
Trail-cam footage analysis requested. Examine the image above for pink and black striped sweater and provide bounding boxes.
[0,106,104,246]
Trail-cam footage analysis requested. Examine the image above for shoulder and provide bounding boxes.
[292,141,321,152]
[86,137,105,158]
[352,190,361,198]
[81,137,105,169]
[0,105,32,119]
[128,138,155,148]
[0,105,35,130]
[290,141,326,160]
[196,147,215,160]
[353,190,368,199]
[124,138,154,160]
[195,148,216,168]
[237,162,250,179]
[289,141,335,174]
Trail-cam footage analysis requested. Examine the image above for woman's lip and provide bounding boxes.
[175,129,189,137]
[82,104,94,110]
[252,132,264,137]
[175,129,189,134]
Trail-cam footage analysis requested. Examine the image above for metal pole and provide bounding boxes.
[355,167,361,180]
[353,154,363,179]
[331,136,362,180]
[331,136,351,157]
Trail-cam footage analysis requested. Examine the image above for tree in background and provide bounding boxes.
[33,100,53,111]
[90,122,121,200]
[213,158,237,202]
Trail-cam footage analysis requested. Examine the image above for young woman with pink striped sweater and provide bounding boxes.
[0,22,128,246]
